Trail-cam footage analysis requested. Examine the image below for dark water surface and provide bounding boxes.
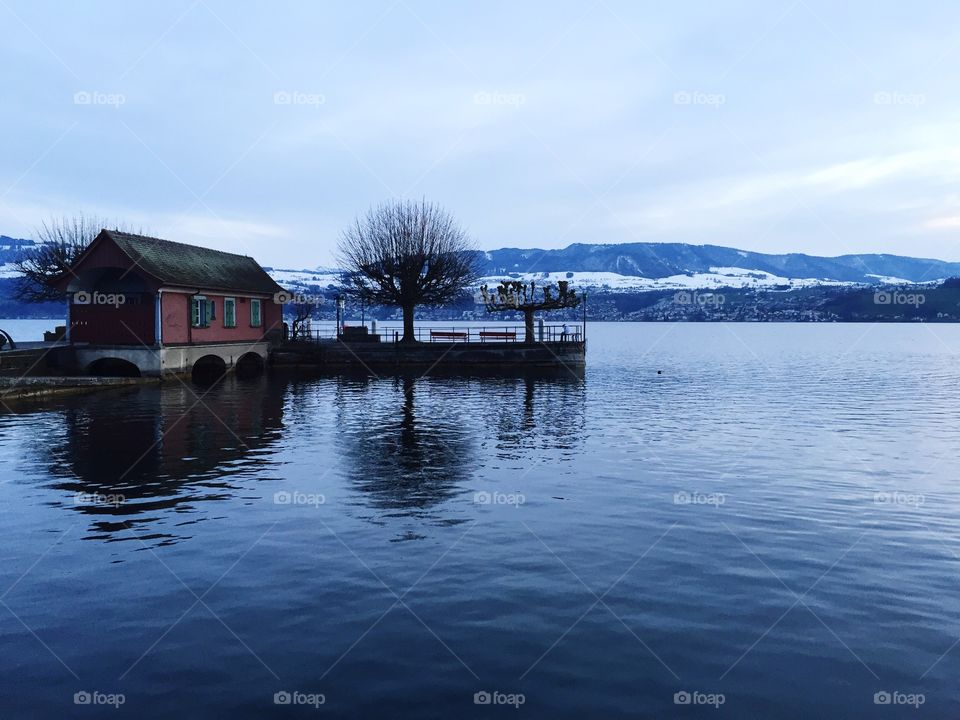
[2,323,960,718]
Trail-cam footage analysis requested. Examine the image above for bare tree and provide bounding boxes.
[13,215,132,303]
[481,280,581,342]
[290,299,321,340]
[337,199,481,343]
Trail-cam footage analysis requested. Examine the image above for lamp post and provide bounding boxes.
[336,295,345,339]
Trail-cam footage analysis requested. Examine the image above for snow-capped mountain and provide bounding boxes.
[475,267,855,293]
[478,243,960,285]
[264,242,960,294]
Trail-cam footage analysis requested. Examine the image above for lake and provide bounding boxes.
[1,322,958,718]
[0,318,63,342]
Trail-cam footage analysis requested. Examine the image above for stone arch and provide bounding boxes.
[235,351,265,379]
[87,357,142,377]
[191,354,227,384]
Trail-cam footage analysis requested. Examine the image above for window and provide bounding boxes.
[191,296,217,327]
[191,296,207,328]
[250,298,262,327]
[224,298,236,328]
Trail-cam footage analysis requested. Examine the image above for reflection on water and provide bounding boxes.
[331,372,585,525]
[335,375,475,519]
[6,325,960,717]
[15,370,587,544]
[35,376,285,543]
[490,375,586,458]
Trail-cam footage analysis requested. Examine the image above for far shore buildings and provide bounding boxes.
[53,230,284,377]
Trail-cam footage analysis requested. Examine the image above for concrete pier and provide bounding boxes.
[272,339,586,374]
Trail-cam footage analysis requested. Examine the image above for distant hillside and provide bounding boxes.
[0,235,36,266]
[3,234,960,322]
[480,243,960,284]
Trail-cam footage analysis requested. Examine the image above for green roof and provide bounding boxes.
[102,230,283,294]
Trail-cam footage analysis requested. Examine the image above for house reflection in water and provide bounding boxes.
[44,376,285,544]
[34,371,587,544]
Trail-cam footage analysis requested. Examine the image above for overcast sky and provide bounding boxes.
[2,1,959,267]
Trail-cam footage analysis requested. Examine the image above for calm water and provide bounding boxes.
[0,318,63,342]
[2,323,960,718]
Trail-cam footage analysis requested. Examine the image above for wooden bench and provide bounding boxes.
[429,330,468,341]
[478,331,517,340]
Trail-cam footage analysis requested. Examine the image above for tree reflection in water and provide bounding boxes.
[490,374,587,459]
[333,370,586,522]
[21,369,587,544]
[334,374,475,521]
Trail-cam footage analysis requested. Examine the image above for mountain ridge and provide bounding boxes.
[477,242,960,284]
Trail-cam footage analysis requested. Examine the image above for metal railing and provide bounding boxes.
[293,323,584,344]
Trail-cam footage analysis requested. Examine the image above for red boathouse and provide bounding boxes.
[54,230,285,377]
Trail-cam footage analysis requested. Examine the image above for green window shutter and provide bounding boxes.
[251,299,261,327]
[224,299,236,327]
[192,296,209,327]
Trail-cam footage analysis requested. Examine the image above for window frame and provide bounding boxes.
[191,295,209,328]
[250,298,262,328]
[223,297,237,328]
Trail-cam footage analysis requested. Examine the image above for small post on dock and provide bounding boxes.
[336,295,344,339]
[582,292,587,342]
